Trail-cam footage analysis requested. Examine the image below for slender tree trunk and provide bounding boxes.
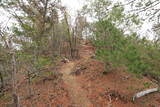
[0,72,4,89]
[0,70,4,96]
[11,52,19,107]
[27,70,32,98]
[64,12,73,59]
[0,65,4,90]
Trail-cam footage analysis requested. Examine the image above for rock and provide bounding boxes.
[61,57,70,63]
[71,66,87,76]
[90,54,96,59]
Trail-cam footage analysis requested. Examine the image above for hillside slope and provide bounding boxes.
[0,41,160,107]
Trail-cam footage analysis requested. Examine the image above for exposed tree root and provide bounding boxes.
[107,94,112,107]
[133,88,159,101]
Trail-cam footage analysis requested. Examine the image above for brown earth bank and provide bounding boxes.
[0,40,160,107]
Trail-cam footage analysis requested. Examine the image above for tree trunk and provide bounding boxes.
[11,52,19,107]
[64,11,73,59]
[0,65,4,90]
[27,70,32,98]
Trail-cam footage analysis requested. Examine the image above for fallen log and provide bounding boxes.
[132,88,159,102]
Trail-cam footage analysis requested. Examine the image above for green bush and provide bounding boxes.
[16,52,52,69]
[93,19,160,80]
[35,57,52,69]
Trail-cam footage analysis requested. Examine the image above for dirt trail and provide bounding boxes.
[60,43,93,107]
[61,62,91,106]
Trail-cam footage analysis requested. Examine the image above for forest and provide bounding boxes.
[0,0,160,107]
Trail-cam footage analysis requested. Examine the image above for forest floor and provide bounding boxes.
[0,41,160,107]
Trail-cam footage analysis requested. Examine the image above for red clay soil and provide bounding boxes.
[76,58,160,107]
[0,40,160,107]
[74,41,160,107]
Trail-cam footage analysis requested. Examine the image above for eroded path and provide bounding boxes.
[60,42,94,107]
[61,62,91,106]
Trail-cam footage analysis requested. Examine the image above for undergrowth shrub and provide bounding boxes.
[16,52,52,70]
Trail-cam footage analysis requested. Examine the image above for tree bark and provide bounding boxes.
[64,11,73,59]
[11,52,19,107]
